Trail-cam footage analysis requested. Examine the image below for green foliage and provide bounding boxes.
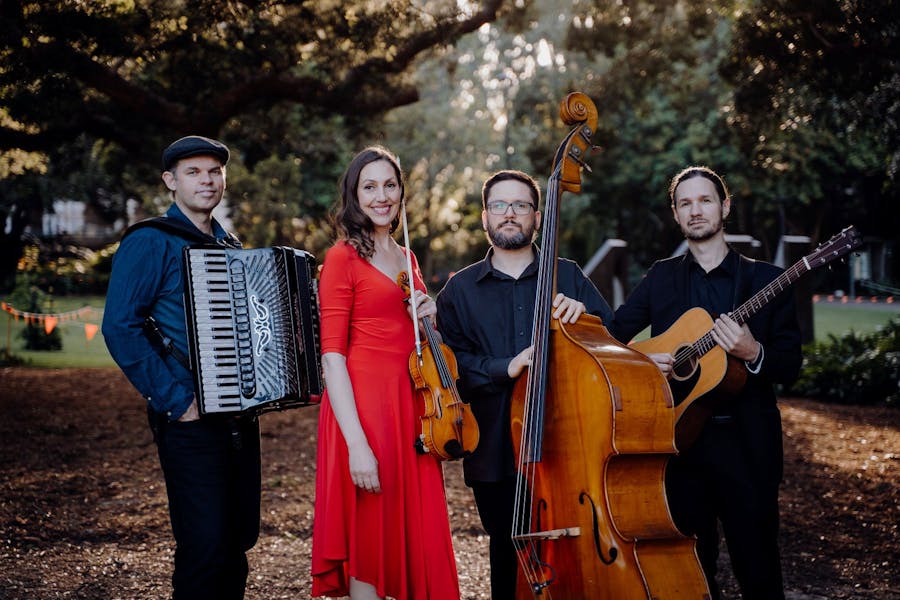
[791,317,900,407]
[1,0,897,291]
[721,0,898,267]
[7,274,63,351]
[0,0,504,152]
[13,240,112,296]
[0,0,504,279]
[547,2,751,267]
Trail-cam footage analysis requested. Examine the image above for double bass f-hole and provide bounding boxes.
[579,491,617,565]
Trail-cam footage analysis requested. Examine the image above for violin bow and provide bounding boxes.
[400,198,424,360]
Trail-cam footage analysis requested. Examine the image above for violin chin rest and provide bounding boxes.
[443,439,469,460]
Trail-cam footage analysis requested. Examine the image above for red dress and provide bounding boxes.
[311,241,460,600]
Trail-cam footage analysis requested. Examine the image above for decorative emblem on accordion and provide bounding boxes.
[183,246,323,415]
[250,295,272,356]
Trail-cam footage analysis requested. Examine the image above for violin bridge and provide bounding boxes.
[513,527,581,541]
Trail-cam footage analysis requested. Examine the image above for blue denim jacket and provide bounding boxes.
[102,204,233,419]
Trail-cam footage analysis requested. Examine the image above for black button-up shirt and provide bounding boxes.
[436,246,614,483]
[687,249,742,316]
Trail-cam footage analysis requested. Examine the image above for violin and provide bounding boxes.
[397,206,480,461]
[509,92,710,598]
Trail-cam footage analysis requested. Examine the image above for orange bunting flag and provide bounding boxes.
[84,323,99,341]
[44,315,59,334]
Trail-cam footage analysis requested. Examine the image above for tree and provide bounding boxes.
[0,0,505,155]
[384,5,550,285]
[0,0,506,287]
[543,1,749,268]
[721,0,898,279]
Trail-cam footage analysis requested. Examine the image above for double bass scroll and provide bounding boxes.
[509,92,710,599]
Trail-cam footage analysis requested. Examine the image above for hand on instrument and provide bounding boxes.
[407,289,437,322]
[177,398,200,422]
[711,314,761,362]
[552,293,586,324]
[508,345,534,378]
[347,440,381,494]
[647,353,675,379]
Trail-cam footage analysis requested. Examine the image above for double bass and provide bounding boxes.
[509,93,711,598]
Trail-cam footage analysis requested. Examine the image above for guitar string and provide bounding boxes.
[671,237,852,371]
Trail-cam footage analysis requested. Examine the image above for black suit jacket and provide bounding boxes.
[610,249,802,483]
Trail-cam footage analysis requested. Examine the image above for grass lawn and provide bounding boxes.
[1,295,111,368]
[812,301,899,340]
[2,295,898,369]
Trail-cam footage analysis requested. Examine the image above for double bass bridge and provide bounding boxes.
[512,527,581,541]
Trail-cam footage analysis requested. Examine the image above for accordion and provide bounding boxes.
[183,246,323,415]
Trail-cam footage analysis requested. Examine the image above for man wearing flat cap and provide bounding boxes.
[103,135,261,599]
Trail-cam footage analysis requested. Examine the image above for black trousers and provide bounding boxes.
[470,476,520,600]
[149,408,262,600]
[666,417,785,600]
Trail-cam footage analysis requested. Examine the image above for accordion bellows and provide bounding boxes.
[183,246,323,415]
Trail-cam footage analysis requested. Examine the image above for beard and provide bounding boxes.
[487,219,535,250]
[679,212,724,242]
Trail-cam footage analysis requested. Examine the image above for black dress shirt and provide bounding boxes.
[687,249,742,317]
[436,246,614,484]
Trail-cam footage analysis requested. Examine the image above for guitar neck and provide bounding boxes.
[694,258,810,355]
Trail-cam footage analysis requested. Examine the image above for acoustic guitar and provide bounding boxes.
[632,225,862,448]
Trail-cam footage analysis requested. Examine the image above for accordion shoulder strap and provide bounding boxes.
[120,217,239,371]
[143,315,191,370]
[122,216,241,248]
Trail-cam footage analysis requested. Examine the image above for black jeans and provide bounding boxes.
[470,476,520,600]
[149,408,261,600]
[666,417,785,600]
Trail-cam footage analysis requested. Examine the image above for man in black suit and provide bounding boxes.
[610,166,802,599]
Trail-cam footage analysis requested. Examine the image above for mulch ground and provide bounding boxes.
[0,367,897,599]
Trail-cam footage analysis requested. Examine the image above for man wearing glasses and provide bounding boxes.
[436,169,614,599]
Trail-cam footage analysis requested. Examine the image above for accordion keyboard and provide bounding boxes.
[184,246,322,415]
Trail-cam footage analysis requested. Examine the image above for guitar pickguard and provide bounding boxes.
[668,368,701,408]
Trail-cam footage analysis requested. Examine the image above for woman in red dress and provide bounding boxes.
[311,146,460,600]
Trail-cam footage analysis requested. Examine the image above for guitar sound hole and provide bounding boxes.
[671,345,698,381]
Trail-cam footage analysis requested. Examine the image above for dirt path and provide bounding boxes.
[0,367,897,599]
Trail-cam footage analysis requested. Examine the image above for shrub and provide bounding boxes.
[790,317,900,406]
[6,274,63,351]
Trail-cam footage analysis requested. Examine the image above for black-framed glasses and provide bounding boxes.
[486,200,536,215]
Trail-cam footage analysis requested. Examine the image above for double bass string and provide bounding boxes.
[512,159,566,594]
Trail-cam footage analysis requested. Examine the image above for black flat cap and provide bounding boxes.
[162,135,230,171]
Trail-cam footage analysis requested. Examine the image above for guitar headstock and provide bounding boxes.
[806,225,863,269]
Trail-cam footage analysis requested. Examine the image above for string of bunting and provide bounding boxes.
[0,302,101,340]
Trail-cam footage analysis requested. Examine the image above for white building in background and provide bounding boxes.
[39,196,234,248]
[39,199,120,247]
[42,200,86,236]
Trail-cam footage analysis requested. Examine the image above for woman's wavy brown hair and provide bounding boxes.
[333,146,405,259]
